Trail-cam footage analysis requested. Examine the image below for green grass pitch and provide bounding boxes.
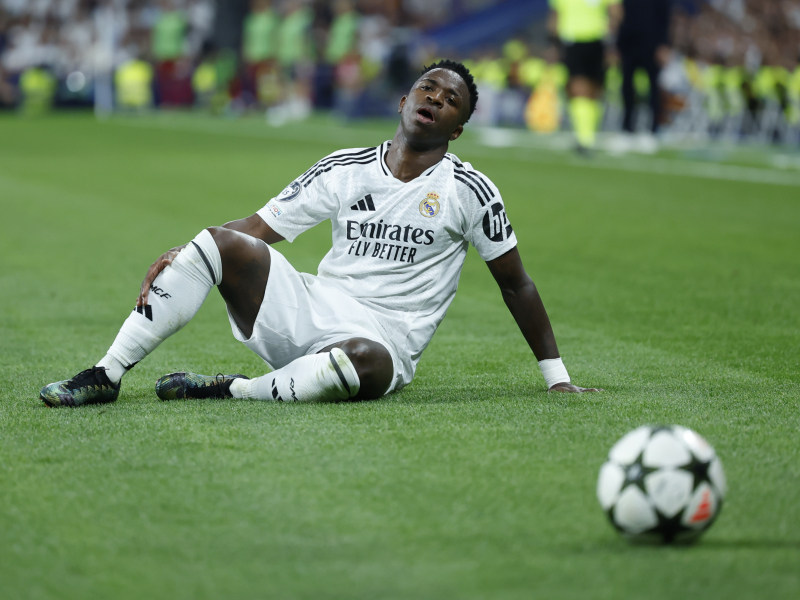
[1,112,798,599]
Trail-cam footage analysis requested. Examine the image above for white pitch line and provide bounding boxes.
[470,128,800,187]
[572,155,800,187]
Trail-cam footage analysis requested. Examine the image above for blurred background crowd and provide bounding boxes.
[1,0,799,149]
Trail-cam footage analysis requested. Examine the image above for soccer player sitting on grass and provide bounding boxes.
[40,60,601,407]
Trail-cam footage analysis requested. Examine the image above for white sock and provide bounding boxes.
[96,354,128,384]
[99,229,222,380]
[230,348,360,402]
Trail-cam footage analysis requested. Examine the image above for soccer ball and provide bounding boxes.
[597,425,727,543]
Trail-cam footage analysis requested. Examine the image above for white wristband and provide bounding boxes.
[539,358,570,389]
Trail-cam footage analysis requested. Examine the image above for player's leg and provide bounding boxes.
[319,338,394,400]
[233,337,393,402]
[153,230,393,403]
[208,226,271,339]
[236,337,392,402]
[208,234,394,402]
[159,337,393,403]
[145,225,276,402]
[40,228,259,406]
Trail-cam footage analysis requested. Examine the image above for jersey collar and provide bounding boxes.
[379,141,444,181]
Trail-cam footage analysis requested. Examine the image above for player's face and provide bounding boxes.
[398,69,469,148]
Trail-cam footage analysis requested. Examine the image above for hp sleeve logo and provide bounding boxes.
[482,202,513,242]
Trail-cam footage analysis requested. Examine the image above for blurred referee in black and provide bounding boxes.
[616,0,673,134]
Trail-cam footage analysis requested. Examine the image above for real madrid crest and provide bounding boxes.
[419,192,440,217]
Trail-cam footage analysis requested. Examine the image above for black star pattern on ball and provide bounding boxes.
[653,507,691,543]
[622,451,658,494]
[604,425,724,545]
[680,454,712,491]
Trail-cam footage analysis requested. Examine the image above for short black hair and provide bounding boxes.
[420,59,478,123]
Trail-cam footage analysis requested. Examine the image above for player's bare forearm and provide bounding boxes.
[487,249,602,393]
[486,248,559,361]
[221,214,285,245]
[502,281,560,360]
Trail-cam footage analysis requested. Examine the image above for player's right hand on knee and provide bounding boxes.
[138,244,187,307]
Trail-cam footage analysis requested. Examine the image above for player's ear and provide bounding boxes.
[449,123,464,141]
[398,96,407,113]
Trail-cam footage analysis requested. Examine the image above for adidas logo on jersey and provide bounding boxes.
[350,194,376,212]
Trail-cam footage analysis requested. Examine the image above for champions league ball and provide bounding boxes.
[597,425,727,543]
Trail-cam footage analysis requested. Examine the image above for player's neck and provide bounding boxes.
[386,129,448,183]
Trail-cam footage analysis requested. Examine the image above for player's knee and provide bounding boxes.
[206,226,269,265]
[338,338,393,400]
[206,226,233,253]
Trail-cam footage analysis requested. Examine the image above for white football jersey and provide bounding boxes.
[257,141,517,382]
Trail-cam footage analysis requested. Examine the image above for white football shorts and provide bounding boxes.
[226,245,406,393]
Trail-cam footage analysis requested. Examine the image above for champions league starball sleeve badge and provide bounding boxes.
[276,181,302,202]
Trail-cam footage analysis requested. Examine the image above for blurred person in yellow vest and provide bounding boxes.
[723,65,746,122]
[478,57,508,89]
[703,63,725,134]
[269,0,314,124]
[192,56,217,110]
[321,0,361,113]
[525,47,569,133]
[788,62,800,128]
[192,44,241,113]
[115,59,154,110]
[503,39,528,89]
[152,0,191,106]
[277,0,313,70]
[19,67,56,116]
[244,0,280,65]
[519,56,547,91]
[548,0,623,152]
[752,64,787,125]
[152,0,187,62]
[326,0,360,65]
[750,61,792,142]
[466,52,508,126]
[243,0,280,106]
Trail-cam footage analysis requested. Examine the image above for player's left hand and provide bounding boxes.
[137,244,187,307]
[548,382,603,393]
